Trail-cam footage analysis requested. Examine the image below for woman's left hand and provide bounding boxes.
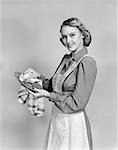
[28,88,50,98]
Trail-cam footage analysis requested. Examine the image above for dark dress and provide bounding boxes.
[43,47,97,150]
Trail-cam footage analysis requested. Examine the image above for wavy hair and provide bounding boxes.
[60,18,92,47]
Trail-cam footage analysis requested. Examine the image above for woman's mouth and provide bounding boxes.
[68,44,74,48]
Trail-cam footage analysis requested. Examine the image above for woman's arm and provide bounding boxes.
[49,56,97,113]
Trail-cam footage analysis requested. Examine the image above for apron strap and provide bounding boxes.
[63,54,88,79]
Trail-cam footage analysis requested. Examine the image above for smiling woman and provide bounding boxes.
[26,17,97,150]
[60,25,83,52]
[60,18,91,50]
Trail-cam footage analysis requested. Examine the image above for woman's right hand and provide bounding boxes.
[28,88,50,98]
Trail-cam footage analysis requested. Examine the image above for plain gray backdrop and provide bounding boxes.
[0,0,117,150]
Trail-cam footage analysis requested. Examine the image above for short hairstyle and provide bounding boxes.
[60,18,92,47]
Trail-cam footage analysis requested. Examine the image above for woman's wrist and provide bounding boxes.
[45,91,50,98]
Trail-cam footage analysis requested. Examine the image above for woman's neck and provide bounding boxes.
[76,45,84,53]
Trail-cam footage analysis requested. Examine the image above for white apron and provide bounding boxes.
[45,110,90,150]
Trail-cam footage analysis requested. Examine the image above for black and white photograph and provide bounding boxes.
[0,0,117,150]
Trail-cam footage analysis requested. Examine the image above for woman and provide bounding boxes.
[29,18,97,150]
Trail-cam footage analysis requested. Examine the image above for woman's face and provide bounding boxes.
[61,25,83,52]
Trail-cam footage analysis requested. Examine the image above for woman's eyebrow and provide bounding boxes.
[62,31,75,36]
[69,32,76,34]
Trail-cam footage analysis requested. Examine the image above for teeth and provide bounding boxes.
[68,43,74,47]
[68,44,73,47]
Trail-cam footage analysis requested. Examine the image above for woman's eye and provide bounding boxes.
[70,33,75,37]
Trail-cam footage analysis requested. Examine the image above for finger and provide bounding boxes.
[34,88,43,92]
[28,89,42,97]
[28,89,36,95]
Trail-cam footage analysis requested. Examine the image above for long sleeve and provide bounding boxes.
[49,56,97,113]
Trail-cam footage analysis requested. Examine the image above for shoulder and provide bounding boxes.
[82,56,97,67]
[58,54,69,67]
[61,54,69,61]
[63,54,70,59]
[80,56,97,73]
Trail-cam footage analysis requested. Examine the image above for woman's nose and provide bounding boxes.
[67,36,71,43]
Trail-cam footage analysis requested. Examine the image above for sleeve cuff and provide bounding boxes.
[49,92,68,103]
[49,92,58,101]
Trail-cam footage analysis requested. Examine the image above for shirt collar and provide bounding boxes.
[69,47,88,62]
